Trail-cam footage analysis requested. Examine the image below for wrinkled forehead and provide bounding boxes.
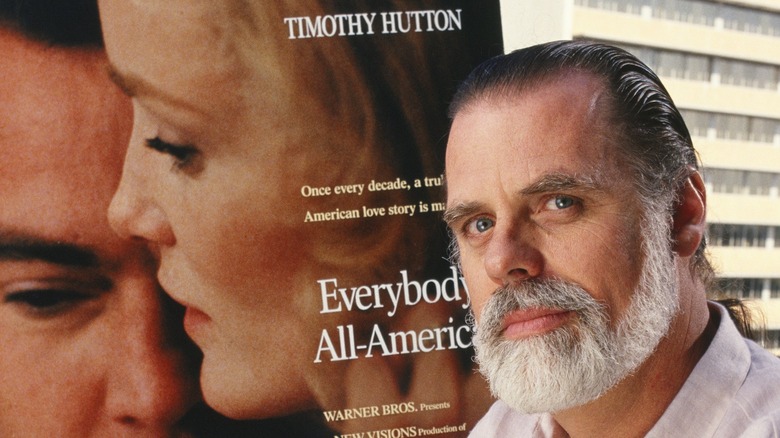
[444,73,629,202]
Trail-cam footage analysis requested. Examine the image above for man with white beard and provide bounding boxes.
[444,40,780,437]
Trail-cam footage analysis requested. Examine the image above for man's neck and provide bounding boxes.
[552,273,716,438]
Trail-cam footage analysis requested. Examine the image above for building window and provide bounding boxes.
[771,279,780,299]
[576,0,780,37]
[713,58,779,91]
[704,168,778,196]
[613,43,779,92]
[745,171,775,196]
[764,329,780,350]
[651,0,719,27]
[750,118,780,143]
[681,109,780,145]
[714,113,750,141]
[708,224,770,247]
[720,2,780,37]
[717,278,764,300]
[614,43,711,83]
[705,168,743,194]
[680,109,711,138]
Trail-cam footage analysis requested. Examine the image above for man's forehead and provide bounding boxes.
[0,35,127,228]
[448,74,614,154]
[457,71,609,123]
[0,48,129,170]
[445,73,626,206]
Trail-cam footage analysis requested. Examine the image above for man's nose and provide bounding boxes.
[483,223,543,286]
[105,279,198,431]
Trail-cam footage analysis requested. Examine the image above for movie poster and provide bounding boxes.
[273,2,504,436]
[176,1,505,437]
[0,1,503,437]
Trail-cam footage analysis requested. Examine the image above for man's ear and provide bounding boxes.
[672,169,706,257]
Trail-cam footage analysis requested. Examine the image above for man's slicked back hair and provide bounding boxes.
[449,39,713,287]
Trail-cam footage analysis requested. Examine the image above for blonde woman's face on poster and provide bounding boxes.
[100,0,366,419]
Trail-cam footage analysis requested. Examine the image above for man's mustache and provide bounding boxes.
[477,278,606,334]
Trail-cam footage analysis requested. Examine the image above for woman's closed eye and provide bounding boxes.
[145,137,201,172]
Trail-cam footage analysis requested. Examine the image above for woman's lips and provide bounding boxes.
[501,308,573,340]
[157,272,209,337]
[183,306,211,340]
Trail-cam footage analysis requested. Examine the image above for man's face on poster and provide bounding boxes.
[0,29,200,436]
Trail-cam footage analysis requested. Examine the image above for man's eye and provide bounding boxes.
[546,195,577,210]
[145,137,201,171]
[4,289,92,317]
[467,217,495,234]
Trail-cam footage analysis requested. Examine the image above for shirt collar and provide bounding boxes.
[646,301,750,437]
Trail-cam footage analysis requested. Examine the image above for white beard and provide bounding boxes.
[471,207,678,413]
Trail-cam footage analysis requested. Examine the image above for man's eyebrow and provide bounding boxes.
[442,201,485,228]
[0,232,100,268]
[519,172,603,196]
